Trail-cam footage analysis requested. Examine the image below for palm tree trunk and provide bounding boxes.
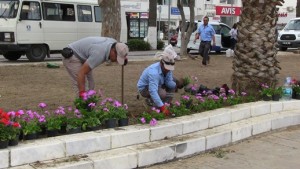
[98,0,121,41]
[232,0,284,96]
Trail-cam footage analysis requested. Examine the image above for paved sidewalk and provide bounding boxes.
[146,126,300,169]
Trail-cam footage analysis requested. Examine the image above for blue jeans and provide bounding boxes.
[231,38,237,50]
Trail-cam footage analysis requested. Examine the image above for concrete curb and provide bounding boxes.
[2,100,300,169]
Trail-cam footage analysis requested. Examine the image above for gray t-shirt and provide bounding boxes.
[68,37,117,69]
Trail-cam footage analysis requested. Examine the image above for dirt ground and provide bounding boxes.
[0,51,299,120]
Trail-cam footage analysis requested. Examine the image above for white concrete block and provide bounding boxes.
[292,114,300,125]
[150,122,183,141]
[272,116,294,130]
[28,155,93,169]
[231,107,251,122]
[10,139,65,166]
[129,140,175,167]
[270,102,283,113]
[251,103,270,117]
[173,135,205,158]
[182,117,209,134]
[0,149,9,169]
[9,165,35,169]
[111,127,150,148]
[231,125,252,142]
[252,120,272,135]
[90,148,137,169]
[209,111,231,128]
[282,100,300,111]
[57,132,110,156]
[206,130,231,150]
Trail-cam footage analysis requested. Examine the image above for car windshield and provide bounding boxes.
[284,20,300,30]
[0,0,19,19]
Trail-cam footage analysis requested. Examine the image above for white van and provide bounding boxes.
[177,21,231,53]
[277,18,300,51]
[0,0,127,62]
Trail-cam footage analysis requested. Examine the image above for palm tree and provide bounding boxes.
[98,0,121,41]
[232,0,284,96]
[177,0,195,59]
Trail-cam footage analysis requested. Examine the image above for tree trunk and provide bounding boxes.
[177,0,195,59]
[148,0,157,49]
[232,0,284,96]
[98,0,121,41]
[297,0,300,17]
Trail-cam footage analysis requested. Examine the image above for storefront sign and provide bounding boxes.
[215,6,241,16]
[278,12,288,17]
[171,7,180,15]
[140,12,148,19]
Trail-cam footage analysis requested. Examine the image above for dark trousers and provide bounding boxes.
[230,38,237,50]
[198,41,211,65]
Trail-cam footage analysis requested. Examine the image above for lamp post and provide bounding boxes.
[168,0,171,45]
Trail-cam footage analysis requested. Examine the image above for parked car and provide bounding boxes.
[177,21,231,53]
[170,33,178,46]
[277,18,300,51]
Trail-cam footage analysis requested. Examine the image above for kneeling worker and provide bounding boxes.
[137,52,176,116]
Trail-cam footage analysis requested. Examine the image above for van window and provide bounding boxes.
[20,1,41,20]
[42,3,75,21]
[285,20,300,30]
[94,6,103,22]
[0,0,19,18]
[77,5,92,22]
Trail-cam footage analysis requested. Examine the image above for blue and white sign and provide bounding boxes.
[171,7,180,15]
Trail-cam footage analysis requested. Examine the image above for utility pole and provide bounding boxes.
[168,0,171,45]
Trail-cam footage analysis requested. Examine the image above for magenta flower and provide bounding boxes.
[38,102,47,108]
[175,101,180,106]
[87,90,96,97]
[150,118,157,126]
[88,102,96,107]
[182,95,190,100]
[140,117,146,124]
[113,100,122,107]
[124,104,128,110]
[103,108,109,112]
[228,89,235,95]
[241,92,247,96]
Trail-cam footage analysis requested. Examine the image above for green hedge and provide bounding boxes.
[127,39,151,51]
[157,40,165,50]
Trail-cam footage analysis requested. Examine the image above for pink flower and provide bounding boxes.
[175,101,180,106]
[38,102,47,108]
[140,117,146,124]
[103,108,109,112]
[241,92,247,96]
[124,104,128,110]
[150,118,157,126]
[113,100,122,107]
[88,102,96,107]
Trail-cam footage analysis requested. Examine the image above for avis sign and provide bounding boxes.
[215,6,241,16]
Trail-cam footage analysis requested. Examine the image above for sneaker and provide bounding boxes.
[145,98,154,107]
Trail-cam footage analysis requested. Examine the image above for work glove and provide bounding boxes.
[160,105,170,116]
[79,91,86,99]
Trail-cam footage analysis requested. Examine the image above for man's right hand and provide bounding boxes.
[160,105,170,116]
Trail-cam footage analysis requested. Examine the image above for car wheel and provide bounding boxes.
[26,45,47,62]
[3,52,22,61]
[279,47,287,51]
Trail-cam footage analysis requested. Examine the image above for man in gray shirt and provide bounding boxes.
[62,36,129,98]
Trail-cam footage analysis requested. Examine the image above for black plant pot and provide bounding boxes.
[0,140,9,149]
[38,125,47,136]
[118,118,129,127]
[59,125,67,134]
[262,95,272,101]
[9,137,19,146]
[67,127,82,134]
[86,125,102,131]
[272,94,281,101]
[105,119,117,128]
[24,133,37,140]
[47,129,59,137]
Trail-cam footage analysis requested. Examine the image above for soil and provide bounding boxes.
[0,51,299,122]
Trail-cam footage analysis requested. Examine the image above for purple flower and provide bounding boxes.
[103,108,109,112]
[182,95,190,100]
[38,115,46,123]
[140,117,146,124]
[88,102,96,107]
[150,118,157,126]
[241,92,247,96]
[113,100,122,107]
[228,89,235,95]
[175,101,180,106]
[87,90,96,97]
[38,102,47,108]
[17,110,25,116]
[124,104,128,110]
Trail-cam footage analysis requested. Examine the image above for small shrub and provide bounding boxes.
[157,40,165,50]
[127,39,151,51]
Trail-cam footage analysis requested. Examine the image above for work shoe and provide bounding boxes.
[145,98,154,107]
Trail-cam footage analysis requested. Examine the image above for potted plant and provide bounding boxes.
[74,90,100,111]
[0,109,11,149]
[291,79,300,99]
[6,111,22,146]
[260,83,272,101]
[19,110,42,140]
[169,101,191,117]
[82,116,101,131]
[272,86,283,101]
[65,108,83,134]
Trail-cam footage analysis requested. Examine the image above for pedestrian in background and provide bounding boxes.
[229,23,238,51]
[193,16,216,66]
[61,36,129,98]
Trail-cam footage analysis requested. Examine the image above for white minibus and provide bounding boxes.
[177,21,231,53]
[0,0,127,61]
